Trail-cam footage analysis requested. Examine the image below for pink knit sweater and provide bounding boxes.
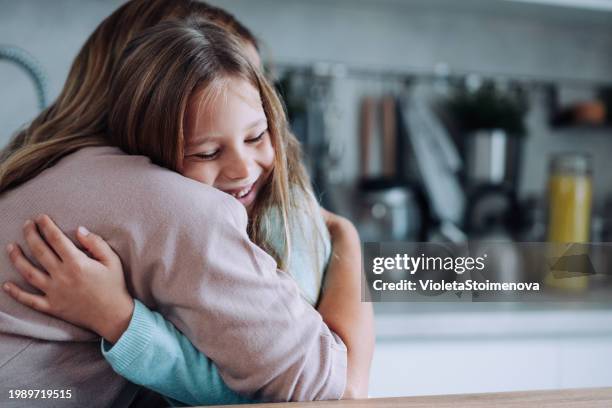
[0,146,347,407]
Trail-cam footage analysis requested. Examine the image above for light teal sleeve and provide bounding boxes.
[101,300,257,407]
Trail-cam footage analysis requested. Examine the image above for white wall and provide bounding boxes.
[0,0,123,141]
[207,0,612,81]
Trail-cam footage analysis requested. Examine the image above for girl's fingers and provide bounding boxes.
[2,282,51,313]
[76,226,116,266]
[23,219,61,273]
[35,214,81,263]
[6,243,51,292]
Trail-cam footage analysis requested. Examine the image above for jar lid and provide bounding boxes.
[549,153,592,176]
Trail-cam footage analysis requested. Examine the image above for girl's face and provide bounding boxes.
[182,77,275,213]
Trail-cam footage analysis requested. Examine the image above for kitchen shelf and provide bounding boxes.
[274,59,612,89]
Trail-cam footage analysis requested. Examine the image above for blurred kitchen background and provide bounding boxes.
[2,0,612,399]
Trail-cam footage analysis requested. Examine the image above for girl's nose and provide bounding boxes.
[224,150,251,180]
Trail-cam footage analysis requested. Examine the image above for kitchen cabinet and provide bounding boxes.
[559,338,612,388]
[369,304,612,397]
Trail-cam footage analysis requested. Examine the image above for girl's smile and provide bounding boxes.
[222,175,264,208]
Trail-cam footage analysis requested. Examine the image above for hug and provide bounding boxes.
[0,0,374,406]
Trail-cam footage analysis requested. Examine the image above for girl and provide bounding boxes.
[2,17,374,406]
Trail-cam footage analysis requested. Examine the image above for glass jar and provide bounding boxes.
[545,153,593,291]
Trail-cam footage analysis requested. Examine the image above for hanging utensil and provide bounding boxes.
[381,95,397,179]
[359,96,376,179]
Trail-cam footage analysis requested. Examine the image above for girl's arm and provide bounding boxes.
[317,209,375,398]
[2,215,255,406]
[101,299,255,406]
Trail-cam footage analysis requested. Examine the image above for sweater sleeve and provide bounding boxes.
[113,172,348,402]
[101,300,255,406]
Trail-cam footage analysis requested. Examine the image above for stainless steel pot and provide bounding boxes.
[465,129,522,189]
[356,186,422,242]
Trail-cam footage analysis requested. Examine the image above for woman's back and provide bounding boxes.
[0,146,166,406]
[0,146,348,406]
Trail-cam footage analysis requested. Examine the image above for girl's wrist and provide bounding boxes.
[96,296,135,344]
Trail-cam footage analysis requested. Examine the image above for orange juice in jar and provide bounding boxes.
[545,153,592,291]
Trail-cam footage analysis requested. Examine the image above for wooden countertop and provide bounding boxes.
[202,387,612,408]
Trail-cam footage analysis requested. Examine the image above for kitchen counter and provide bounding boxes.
[374,302,612,340]
[370,303,612,397]
[203,387,612,407]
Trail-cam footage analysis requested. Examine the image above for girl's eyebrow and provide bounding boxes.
[186,135,214,146]
[244,118,267,131]
[188,118,268,146]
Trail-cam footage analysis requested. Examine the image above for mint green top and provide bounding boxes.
[102,201,331,406]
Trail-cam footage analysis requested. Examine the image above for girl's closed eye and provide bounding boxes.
[193,148,220,161]
[189,130,267,161]
[247,129,268,144]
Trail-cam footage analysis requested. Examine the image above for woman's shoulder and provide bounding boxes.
[43,146,248,228]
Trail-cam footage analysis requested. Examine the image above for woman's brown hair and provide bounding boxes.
[0,0,258,192]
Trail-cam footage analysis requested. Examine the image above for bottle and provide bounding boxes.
[545,153,593,291]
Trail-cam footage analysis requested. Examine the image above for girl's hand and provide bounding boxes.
[3,214,134,343]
